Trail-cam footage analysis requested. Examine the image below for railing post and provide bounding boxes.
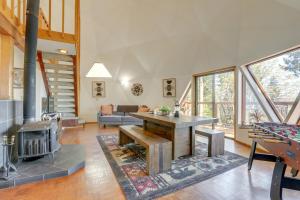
[17,0,21,23]
[10,0,14,18]
[23,0,26,31]
[1,0,7,11]
[72,56,79,116]
[62,0,64,36]
[48,0,51,32]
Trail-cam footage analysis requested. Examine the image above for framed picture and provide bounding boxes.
[92,81,105,97]
[13,68,24,88]
[163,78,176,97]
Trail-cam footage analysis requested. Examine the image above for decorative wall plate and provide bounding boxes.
[131,83,143,96]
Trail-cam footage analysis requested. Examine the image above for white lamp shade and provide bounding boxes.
[86,63,112,78]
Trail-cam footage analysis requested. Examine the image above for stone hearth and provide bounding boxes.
[0,144,85,189]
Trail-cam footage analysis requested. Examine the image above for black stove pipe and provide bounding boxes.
[23,0,40,123]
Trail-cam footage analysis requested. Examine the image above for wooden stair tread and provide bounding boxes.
[52,93,75,96]
[50,89,74,93]
[45,63,74,71]
[48,81,74,87]
[47,73,74,79]
[46,70,74,75]
[54,102,75,105]
[42,52,73,62]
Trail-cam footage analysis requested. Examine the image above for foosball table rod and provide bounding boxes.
[248,133,280,140]
[263,139,289,144]
[248,130,265,134]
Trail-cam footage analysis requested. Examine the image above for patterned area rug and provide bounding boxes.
[97,135,247,200]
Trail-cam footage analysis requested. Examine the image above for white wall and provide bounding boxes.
[79,0,300,144]
[35,61,47,119]
[13,46,24,101]
[80,75,190,122]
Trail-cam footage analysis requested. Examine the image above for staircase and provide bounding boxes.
[38,51,78,118]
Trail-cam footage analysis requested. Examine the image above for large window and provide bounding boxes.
[195,69,235,138]
[242,79,269,125]
[247,48,300,122]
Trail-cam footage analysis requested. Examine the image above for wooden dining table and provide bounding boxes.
[130,112,218,159]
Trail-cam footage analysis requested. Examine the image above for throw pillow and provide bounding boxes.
[101,104,113,115]
[138,105,150,112]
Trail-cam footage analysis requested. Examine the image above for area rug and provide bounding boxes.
[97,135,247,200]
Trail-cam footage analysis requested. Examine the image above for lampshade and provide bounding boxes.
[86,63,112,78]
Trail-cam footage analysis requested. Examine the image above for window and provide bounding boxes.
[247,48,300,121]
[242,79,269,126]
[180,84,192,116]
[195,69,235,138]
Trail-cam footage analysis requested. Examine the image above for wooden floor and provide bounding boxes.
[0,124,299,200]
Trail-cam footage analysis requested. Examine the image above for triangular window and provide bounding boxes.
[179,82,192,116]
[243,81,269,125]
[248,48,300,121]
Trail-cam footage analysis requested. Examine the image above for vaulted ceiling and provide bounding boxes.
[79,0,300,80]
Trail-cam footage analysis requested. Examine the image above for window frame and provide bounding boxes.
[239,45,300,126]
[193,66,236,139]
[245,46,300,123]
[179,81,192,115]
[240,75,272,128]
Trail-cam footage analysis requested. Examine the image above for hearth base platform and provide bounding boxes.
[0,144,85,189]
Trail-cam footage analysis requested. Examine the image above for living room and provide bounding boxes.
[0,0,300,200]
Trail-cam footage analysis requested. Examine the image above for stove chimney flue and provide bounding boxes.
[23,0,40,123]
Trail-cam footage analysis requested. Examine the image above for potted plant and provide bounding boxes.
[158,106,171,116]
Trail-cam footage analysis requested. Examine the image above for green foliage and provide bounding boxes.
[159,106,171,113]
[283,51,300,77]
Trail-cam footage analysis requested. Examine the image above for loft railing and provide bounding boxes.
[0,0,80,44]
[39,0,79,43]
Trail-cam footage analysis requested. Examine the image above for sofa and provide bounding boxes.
[97,105,148,127]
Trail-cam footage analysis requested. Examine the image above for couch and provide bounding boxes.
[97,105,147,127]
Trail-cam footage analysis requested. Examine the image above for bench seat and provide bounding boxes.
[196,128,225,157]
[119,125,172,175]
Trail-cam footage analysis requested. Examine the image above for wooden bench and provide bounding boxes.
[195,128,225,157]
[119,125,172,176]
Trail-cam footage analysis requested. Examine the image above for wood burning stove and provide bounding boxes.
[18,114,62,161]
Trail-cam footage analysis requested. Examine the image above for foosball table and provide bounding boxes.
[248,122,300,200]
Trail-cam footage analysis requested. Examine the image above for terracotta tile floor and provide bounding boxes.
[0,124,299,200]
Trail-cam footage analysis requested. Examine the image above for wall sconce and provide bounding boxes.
[121,79,130,87]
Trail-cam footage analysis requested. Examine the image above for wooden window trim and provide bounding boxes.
[193,66,236,139]
[240,75,273,128]
[246,66,283,122]
[179,81,191,105]
[245,46,300,122]
[193,66,235,77]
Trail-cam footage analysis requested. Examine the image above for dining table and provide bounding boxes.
[130,112,218,159]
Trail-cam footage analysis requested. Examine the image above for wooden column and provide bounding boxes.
[0,34,14,99]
